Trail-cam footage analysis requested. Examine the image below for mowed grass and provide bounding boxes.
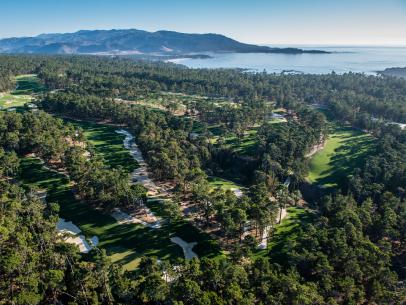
[307,125,375,188]
[267,207,314,263]
[0,74,44,111]
[14,74,45,94]
[0,93,32,110]
[208,176,244,192]
[18,157,221,270]
[19,119,220,269]
[224,129,259,156]
[253,207,314,260]
[65,119,137,173]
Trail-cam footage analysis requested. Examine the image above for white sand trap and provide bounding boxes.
[35,190,47,203]
[258,208,288,249]
[65,235,93,253]
[57,218,82,234]
[111,208,148,226]
[89,236,99,247]
[56,218,97,253]
[258,225,271,250]
[115,129,165,224]
[170,237,198,260]
[111,208,162,228]
[231,188,243,197]
[115,129,161,192]
[283,177,291,188]
[278,208,288,224]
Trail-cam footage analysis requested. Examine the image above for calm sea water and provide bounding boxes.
[172,46,406,75]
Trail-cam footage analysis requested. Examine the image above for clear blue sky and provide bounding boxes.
[2,0,406,45]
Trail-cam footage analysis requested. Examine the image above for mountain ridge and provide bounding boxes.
[0,29,329,55]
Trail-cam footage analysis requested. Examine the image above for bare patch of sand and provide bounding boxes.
[170,237,198,259]
[56,218,98,253]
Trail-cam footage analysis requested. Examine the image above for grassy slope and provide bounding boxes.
[223,129,259,156]
[307,125,375,188]
[268,207,313,250]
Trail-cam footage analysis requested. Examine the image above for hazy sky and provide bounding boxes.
[1,0,406,45]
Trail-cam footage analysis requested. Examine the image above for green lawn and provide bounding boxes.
[224,129,259,156]
[208,176,244,192]
[65,120,137,173]
[18,119,221,270]
[0,93,32,110]
[14,74,45,94]
[307,125,375,188]
[253,207,313,260]
[18,157,220,270]
[267,207,313,263]
[0,74,44,111]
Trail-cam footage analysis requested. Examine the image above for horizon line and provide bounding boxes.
[1,28,406,48]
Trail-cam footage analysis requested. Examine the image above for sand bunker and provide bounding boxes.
[111,208,163,228]
[170,237,198,259]
[116,129,162,194]
[89,236,99,246]
[35,190,47,203]
[57,218,98,253]
[111,208,148,225]
[114,130,165,228]
[231,188,243,197]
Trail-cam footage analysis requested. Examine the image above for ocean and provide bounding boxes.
[170,46,406,75]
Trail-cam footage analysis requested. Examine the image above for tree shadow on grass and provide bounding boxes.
[267,208,315,267]
[19,157,221,266]
[66,120,137,173]
[313,128,375,188]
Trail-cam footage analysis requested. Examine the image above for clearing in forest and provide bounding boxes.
[208,176,245,197]
[19,120,221,270]
[0,93,32,110]
[265,207,314,260]
[19,156,220,270]
[14,74,45,94]
[307,125,375,188]
[252,207,313,260]
[0,74,44,110]
[66,119,137,173]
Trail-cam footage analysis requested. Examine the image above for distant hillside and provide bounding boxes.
[379,67,406,79]
[0,29,328,55]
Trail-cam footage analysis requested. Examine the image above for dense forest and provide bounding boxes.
[0,55,405,304]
